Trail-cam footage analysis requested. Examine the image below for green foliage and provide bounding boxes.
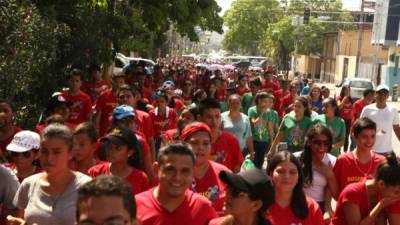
[223,0,281,55]
[260,0,354,69]
[223,0,355,67]
[0,0,223,128]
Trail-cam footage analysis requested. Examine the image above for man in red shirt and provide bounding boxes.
[81,64,110,103]
[181,122,230,214]
[135,142,217,225]
[94,72,125,136]
[117,85,156,162]
[262,72,280,93]
[62,69,93,126]
[198,98,244,172]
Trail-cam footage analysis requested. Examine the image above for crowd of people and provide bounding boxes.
[1,58,400,225]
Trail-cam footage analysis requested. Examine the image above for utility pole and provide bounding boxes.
[355,0,365,77]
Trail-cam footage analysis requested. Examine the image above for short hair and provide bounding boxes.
[42,123,73,149]
[363,89,375,97]
[249,77,262,87]
[198,98,221,116]
[88,64,101,74]
[157,142,195,166]
[254,92,269,105]
[118,84,133,95]
[77,175,136,219]
[0,99,15,112]
[73,122,98,143]
[69,68,83,79]
[352,117,376,137]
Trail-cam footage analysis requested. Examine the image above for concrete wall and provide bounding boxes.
[335,55,357,83]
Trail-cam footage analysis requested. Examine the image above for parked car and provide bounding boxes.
[335,78,374,100]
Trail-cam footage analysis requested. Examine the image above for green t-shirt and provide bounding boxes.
[313,114,346,156]
[241,92,254,114]
[248,106,270,142]
[279,113,312,149]
[266,109,279,135]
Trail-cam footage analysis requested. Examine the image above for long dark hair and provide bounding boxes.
[300,124,333,185]
[339,85,354,103]
[323,97,340,117]
[266,151,308,219]
[295,96,311,118]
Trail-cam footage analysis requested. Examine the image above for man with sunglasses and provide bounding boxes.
[76,175,139,225]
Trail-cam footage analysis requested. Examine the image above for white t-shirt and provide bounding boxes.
[294,152,336,202]
[221,112,252,151]
[360,103,400,153]
[13,172,91,225]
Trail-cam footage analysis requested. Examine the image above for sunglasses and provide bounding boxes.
[10,151,32,158]
[312,140,331,147]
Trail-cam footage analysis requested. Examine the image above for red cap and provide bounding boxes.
[181,122,212,141]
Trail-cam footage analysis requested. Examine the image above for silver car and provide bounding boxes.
[335,78,374,100]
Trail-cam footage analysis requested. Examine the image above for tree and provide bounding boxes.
[0,0,223,128]
[260,0,354,70]
[223,0,281,55]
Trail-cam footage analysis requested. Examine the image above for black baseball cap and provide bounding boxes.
[219,168,274,207]
[101,127,137,149]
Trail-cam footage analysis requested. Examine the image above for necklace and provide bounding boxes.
[352,152,374,177]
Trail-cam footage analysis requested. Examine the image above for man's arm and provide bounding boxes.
[393,124,400,142]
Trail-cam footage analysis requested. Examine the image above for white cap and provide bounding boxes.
[375,84,389,92]
[7,130,40,152]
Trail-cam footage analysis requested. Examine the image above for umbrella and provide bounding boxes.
[223,64,235,71]
[195,63,207,68]
[206,64,224,72]
[233,60,251,68]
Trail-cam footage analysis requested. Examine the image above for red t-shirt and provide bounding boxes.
[172,98,185,113]
[192,161,230,213]
[143,86,153,103]
[235,86,251,97]
[211,131,244,172]
[95,89,119,136]
[280,93,295,116]
[330,181,369,225]
[333,152,385,193]
[266,197,324,225]
[135,188,217,225]
[149,107,177,137]
[68,159,105,175]
[352,99,367,125]
[62,91,93,125]
[0,127,21,155]
[135,109,155,140]
[216,87,226,102]
[135,131,150,159]
[337,96,353,120]
[88,162,150,194]
[164,128,179,142]
[262,79,280,93]
[82,80,110,103]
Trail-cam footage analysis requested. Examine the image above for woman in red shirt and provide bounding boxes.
[88,127,150,195]
[331,153,400,225]
[337,85,354,152]
[266,151,324,225]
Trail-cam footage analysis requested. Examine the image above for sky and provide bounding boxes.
[216,0,364,15]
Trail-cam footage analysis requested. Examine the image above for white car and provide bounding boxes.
[335,78,374,100]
